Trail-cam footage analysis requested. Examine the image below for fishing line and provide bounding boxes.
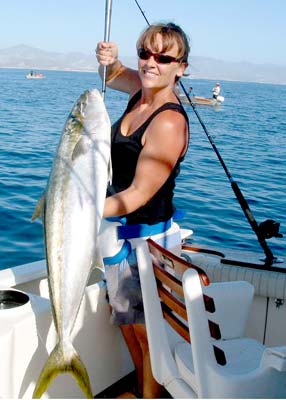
[133,0,283,265]
[134,0,149,25]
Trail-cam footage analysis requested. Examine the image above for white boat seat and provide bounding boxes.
[175,337,265,387]
[136,239,286,399]
[136,238,209,398]
[182,267,286,398]
[174,342,196,392]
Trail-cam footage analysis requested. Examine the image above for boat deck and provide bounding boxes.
[94,371,137,398]
[94,371,172,398]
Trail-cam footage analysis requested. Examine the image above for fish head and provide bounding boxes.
[80,89,111,140]
[67,88,111,161]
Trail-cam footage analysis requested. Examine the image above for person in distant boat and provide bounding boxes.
[96,22,190,398]
[212,82,221,99]
[189,86,193,93]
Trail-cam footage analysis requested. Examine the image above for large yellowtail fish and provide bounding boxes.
[32,88,111,398]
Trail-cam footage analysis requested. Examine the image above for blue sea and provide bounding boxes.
[0,68,285,270]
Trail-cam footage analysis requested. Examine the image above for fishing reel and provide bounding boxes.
[258,219,284,265]
[258,219,283,240]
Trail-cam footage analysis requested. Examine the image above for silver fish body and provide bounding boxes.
[32,88,111,398]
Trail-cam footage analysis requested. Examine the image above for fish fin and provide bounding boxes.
[33,342,93,399]
[96,242,105,270]
[31,194,45,221]
[90,266,105,283]
[72,136,91,161]
[108,157,113,184]
[89,246,105,282]
[69,346,93,399]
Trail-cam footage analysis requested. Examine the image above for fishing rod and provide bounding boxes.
[133,0,283,266]
[134,0,149,25]
[179,85,283,265]
[102,0,113,101]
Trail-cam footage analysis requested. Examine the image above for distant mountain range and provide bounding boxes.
[1,45,286,85]
[0,45,96,72]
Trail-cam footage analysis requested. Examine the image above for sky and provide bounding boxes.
[1,0,286,66]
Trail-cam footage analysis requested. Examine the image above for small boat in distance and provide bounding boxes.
[179,93,225,107]
[25,71,45,79]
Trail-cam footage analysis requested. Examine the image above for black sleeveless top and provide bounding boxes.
[107,90,189,224]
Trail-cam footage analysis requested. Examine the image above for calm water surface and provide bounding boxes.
[0,68,285,270]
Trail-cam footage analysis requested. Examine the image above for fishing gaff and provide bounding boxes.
[133,0,282,266]
[102,0,113,101]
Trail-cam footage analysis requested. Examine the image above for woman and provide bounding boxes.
[96,22,190,398]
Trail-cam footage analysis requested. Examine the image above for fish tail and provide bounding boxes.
[33,343,93,399]
[69,346,93,399]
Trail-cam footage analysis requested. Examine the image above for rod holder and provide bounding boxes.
[0,290,30,310]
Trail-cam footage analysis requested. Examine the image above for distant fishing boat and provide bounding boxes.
[25,71,45,79]
[179,93,225,106]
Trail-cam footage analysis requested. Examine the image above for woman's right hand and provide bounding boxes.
[96,41,140,95]
[96,41,118,66]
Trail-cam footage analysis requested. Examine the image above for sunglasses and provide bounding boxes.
[137,48,183,64]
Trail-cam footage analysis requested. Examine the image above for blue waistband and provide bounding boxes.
[117,219,172,240]
[103,218,173,265]
[103,240,131,265]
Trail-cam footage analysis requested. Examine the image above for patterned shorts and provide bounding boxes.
[104,223,181,325]
[104,249,144,325]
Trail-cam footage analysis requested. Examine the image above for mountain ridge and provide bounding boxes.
[1,45,286,85]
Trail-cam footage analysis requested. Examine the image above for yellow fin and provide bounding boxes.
[72,136,91,161]
[31,194,45,221]
[33,342,93,399]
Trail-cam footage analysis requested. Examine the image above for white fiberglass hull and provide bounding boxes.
[0,236,285,398]
[0,263,133,399]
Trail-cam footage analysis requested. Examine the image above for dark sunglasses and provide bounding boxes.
[137,48,183,64]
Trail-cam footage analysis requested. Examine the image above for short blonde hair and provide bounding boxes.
[137,22,190,64]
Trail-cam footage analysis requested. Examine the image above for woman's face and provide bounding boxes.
[138,33,186,90]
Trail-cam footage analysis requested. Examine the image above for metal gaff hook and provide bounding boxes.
[102,0,113,101]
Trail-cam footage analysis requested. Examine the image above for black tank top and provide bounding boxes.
[107,90,189,224]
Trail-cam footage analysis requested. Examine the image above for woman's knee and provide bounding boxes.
[133,324,149,351]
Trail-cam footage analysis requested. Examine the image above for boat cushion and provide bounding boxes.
[186,254,286,300]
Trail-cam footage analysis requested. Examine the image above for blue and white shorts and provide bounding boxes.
[104,222,181,325]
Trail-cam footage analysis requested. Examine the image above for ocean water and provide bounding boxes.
[0,68,285,270]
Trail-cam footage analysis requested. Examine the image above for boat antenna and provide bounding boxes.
[133,0,283,266]
[102,0,113,101]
